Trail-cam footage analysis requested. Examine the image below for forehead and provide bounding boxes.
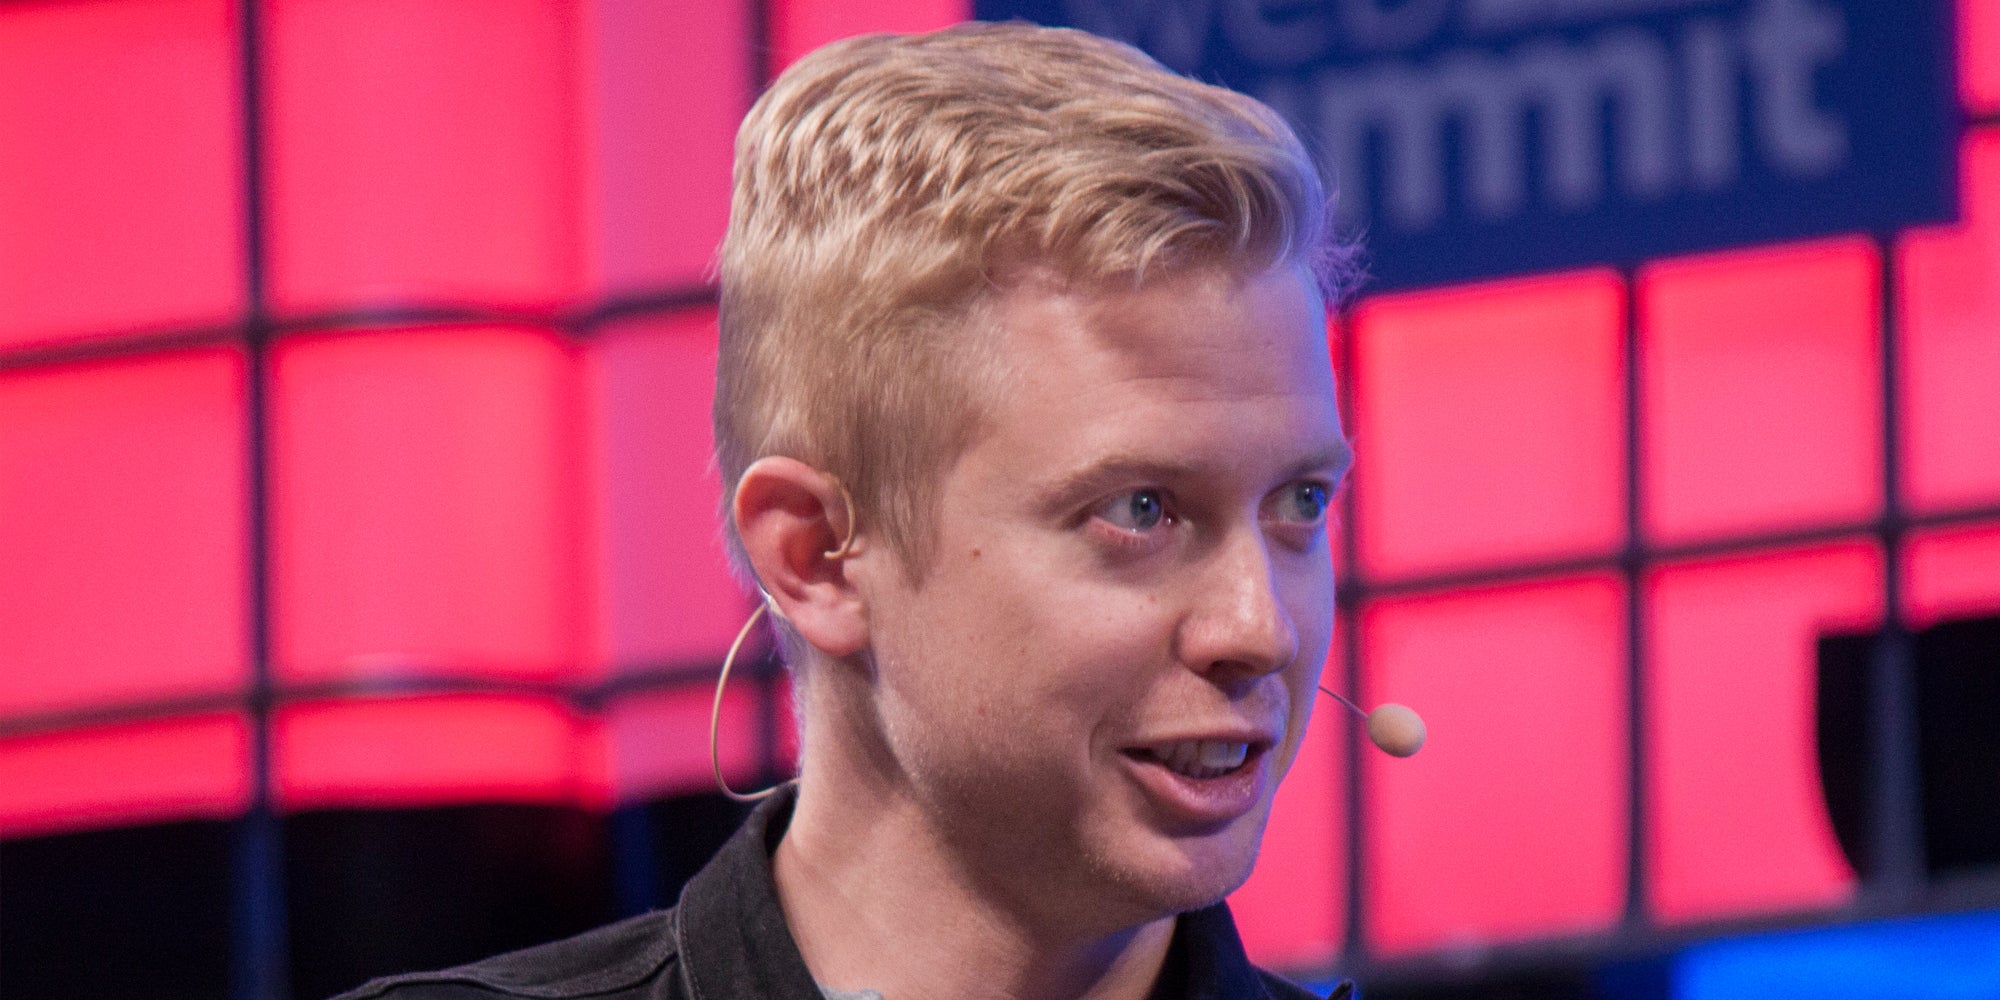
[969,264,1346,482]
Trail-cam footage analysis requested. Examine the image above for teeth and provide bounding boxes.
[1148,740,1250,779]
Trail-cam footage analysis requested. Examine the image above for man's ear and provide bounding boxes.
[732,457,869,658]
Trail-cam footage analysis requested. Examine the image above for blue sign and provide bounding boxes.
[975,0,1959,290]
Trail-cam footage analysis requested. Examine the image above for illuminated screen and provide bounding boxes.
[2,0,1997,994]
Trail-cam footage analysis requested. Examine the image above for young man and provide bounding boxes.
[343,20,1358,1000]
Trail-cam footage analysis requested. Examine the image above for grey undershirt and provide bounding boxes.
[818,987,884,1000]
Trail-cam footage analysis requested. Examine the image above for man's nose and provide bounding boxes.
[1176,532,1299,688]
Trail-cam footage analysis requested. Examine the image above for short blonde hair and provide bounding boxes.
[715,21,1353,577]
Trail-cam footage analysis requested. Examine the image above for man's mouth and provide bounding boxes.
[1126,740,1255,779]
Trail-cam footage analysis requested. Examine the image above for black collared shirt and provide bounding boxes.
[337,788,1349,1000]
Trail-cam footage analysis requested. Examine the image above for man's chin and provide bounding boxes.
[1104,826,1265,919]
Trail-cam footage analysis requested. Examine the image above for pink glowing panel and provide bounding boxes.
[1646,542,1880,923]
[607,681,773,802]
[1966,0,1999,113]
[580,1,746,294]
[769,0,971,72]
[0,715,250,839]
[0,349,246,715]
[1640,238,1880,543]
[271,326,584,683]
[1906,523,2000,628]
[1353,272,1625,580]
[1899,130,2000,513]
[584,310,752,674]
[0,0,242,348]
[265,0,581,313]
[1363,575,1627,955]
[276,696,605,811]
[1231,630,1346,971]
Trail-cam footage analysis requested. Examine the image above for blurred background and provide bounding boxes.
[0,0,1995,997]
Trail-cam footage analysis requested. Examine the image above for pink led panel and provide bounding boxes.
[1363,576,1627,955]
[607,681,773,802]
[770,0,971,71]
[0,0,241,348]
[1898,130,2000,513]
[0,349,246,715]
[584,310,750,674]
[0,715,249,839]
[1646,542,1880,923]
[265,0,582,314]
[1353,272,1625,580]
[1640,238,1880,544]
[580,1,747,294]
[1231,631,1346,970]
[276,695,605,811]
[1966,0,1999,113]
[1906,523,2000,628]
[270,326,585,684]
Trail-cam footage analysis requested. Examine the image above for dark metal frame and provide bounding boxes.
[0,1,1995,995]
[1331,102,2000,990]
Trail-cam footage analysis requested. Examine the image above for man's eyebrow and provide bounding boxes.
[1030,457,1200,515]
[1300,440,1356,484]
[1030,440,1356,514]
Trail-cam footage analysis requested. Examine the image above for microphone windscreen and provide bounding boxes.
[1365,703,1426,757]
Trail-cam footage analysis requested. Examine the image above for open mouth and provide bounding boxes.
[1124,740,1259,780]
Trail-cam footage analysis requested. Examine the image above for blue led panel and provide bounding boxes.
[1678,910,2000,1000]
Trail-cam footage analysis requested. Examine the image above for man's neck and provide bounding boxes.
[771,777,1177,1000]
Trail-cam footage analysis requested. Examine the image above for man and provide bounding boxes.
[343,20,1357,1000]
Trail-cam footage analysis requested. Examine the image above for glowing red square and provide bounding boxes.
[0,0,242,348]
[275,695,604,811]
[1640,238,1881,543]
[0,715,249,839]
[1965,0,2000,113]
[584,310,752,673]
[0,349,246,715]
[265,0,581,314]
[1906,523,2000,628]
[581,1,748,293]
[1231,631,1346,971]
[1362,576,1627,955]
[270,325,585,684]
[1352,272,1625,580]
[1645,542,1880,923]
[1898,130,2000,513]
[770,0,970,71]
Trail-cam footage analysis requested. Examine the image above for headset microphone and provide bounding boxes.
[1317,685,1426,757]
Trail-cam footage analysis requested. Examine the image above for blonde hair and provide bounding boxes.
[715,21,1354,577]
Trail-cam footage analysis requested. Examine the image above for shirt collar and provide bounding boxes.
[675,784,1281,1000]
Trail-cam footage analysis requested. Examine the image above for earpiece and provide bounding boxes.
[711,476,862,802]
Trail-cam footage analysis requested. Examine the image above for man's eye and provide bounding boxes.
[1096,488,1170,531]
[1274,482,1330,524]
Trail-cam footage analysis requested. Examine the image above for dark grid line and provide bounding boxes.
[1619,265,1650,928]
[0,661,735,743]
[230,0,288,995]
[1334,308,1369,964]
[0,286,721,372]
[743,0,793,823]
[1863,233,1926,901]
[0,324,245,373]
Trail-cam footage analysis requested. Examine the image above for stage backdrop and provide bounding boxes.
[1,0,1996,998]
